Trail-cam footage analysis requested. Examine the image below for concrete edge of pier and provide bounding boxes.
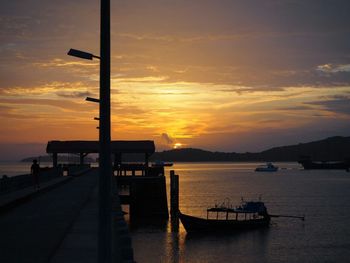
[0,176,72,213]
[0,168,91,214]
[0,167,135,263]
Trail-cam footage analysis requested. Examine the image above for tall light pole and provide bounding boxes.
[99,0,112,262]
[67,0,112,261]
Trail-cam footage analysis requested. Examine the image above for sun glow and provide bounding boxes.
[173,143,182,149]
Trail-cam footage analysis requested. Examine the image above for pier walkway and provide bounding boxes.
[0,169,132,263]
[0,176,72,213]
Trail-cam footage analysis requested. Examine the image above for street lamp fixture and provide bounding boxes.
[67,48,101,60]
[86,97,100,103]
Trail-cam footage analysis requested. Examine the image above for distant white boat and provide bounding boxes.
[255,163,278,172]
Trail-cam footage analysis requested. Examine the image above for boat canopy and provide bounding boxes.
[207,201,266,214]
[47,140,155,154]
[239,201,266,213]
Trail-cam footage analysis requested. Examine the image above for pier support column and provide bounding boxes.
[129,176,169,219]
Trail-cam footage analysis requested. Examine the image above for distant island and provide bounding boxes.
[21,136,350,163]
[151,136,350,162]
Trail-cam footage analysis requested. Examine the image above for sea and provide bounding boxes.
[131,162,350,263]
[1,161,350,262]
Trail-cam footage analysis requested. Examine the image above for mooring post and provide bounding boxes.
[170,170,179,218]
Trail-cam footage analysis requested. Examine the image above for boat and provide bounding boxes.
[179,200,271,233]
[298,156,350,170]
[255,162,278,172]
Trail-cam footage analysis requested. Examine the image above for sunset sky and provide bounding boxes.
[1,0,350,160]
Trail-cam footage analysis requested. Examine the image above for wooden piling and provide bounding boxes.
[170,170,179,218]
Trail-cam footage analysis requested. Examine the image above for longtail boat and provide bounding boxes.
[179,201,270,233]
[179,200,304,233]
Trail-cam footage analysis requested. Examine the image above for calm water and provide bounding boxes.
[131,162,350,263]
[2,161,350,262]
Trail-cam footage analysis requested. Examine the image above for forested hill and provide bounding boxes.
[21,136,350,162]
[151,136,350,162]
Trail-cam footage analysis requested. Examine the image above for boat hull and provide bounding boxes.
[179,212,270,233]
[255,167,278,172]
[255,163,278,172]
[298,160,349,170]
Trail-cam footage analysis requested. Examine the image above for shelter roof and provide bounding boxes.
[46,140,155,154]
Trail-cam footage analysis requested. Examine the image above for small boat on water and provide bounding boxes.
[255,162,278,172]
[298,156,350,170]
[179,200,271,233]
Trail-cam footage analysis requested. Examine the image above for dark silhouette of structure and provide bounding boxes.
[47,140,169,219]
[46,140,155,167]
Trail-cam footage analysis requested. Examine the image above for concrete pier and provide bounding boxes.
[0,167,63,194]
[0,168,133,263]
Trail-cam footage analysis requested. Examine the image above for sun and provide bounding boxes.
[173,143,182,149]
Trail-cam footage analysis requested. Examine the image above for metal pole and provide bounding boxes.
[99,0,112,262]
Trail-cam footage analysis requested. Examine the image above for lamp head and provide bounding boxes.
[68,49,94,60]
[85,97,100,103]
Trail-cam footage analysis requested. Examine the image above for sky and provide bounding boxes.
[1,0,350,160]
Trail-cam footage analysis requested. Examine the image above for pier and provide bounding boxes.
[0,167,133,263]
[0,140,178,262]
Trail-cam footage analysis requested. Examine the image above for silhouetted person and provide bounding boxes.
[31,159,40,189]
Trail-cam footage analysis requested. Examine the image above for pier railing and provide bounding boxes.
[0,165,91,195]
[0,167,62,194]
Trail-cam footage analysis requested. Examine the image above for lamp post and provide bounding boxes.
[99,0,112,261]
[67,0,112,261]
